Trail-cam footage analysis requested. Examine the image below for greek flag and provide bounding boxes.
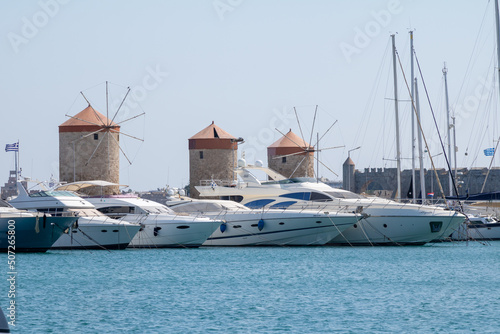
[484,148,495,156]
[5,142,19,152]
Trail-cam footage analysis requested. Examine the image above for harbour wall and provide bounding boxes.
[347,165,500,199]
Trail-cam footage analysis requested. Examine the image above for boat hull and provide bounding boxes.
[51,217,140,250]
[328,210,465,245]
[0,215,77,252]
[450,221,500,241]
[122,214,220,248]
[202,212,357,246]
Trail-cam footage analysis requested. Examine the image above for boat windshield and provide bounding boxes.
[139,205,173,215]
[0,199,11,208]
[30,190,79,198]
[324,191,365,199]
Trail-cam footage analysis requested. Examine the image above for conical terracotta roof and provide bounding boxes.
[59,106,120,133]
[268,130,313,156]
[268,130,311,149]
[189,121,236,140]
[189,121,238,150]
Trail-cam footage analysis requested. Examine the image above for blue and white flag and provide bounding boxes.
[5,142,19,152]
[484,148,495,156]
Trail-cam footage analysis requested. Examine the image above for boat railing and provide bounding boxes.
[0,212,35,218]
[199,179,234,187]
[0,211,77,218]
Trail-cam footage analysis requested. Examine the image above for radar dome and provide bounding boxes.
[255,160,263,167]
[237,158,246,167]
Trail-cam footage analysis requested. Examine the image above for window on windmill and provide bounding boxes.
[94,134,99,140]
[282,157,286,163]
[199,151,204,159]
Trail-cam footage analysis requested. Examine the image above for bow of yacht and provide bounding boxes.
[0,199,77,252]
[9,182,140,250]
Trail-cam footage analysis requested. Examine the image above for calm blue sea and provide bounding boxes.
[2,241,499,333]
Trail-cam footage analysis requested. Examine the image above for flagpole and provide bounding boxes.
[16,140,19,181]
[5,142,20,181]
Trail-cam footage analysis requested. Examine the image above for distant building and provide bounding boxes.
[59,106,120,195]
[342,158,500,199]
[1,170,27,200]
[342,157,355,192]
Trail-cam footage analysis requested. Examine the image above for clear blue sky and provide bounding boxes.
[1,0,498,191]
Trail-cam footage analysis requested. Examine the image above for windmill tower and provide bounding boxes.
[188,121,242,198]
[268,130,314,178]
[59,106,120,194]
[59,82,144,195]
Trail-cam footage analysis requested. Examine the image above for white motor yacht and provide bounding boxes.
[57,181,221,248]
[85,194,221,248]
[450,214,500,241]
[195,163,466,246]
[166,197,360,246]
[0,199,77,252]
[9,183,140,250]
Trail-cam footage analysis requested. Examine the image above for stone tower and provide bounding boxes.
[59,106,120,195]
[343,157,355,192]
[267,130,314,178]
[189,121,241,198]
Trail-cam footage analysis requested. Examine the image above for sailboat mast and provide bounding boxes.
[391,34,402,201]
[410,31,416,203]
[415,78,426,202]
[443,63,453,196]
[480,0,500,193]
[495,0,500,96]
[316,132,319,183]
[452,115,457,184]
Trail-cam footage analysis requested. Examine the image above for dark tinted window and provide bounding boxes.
[310,192,332,202]
[98,206,135,214]
[220,195,243,203]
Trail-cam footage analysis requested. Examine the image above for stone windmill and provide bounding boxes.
[188,121,243,198]
[59,82,144,195]
[270,105,343,179]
